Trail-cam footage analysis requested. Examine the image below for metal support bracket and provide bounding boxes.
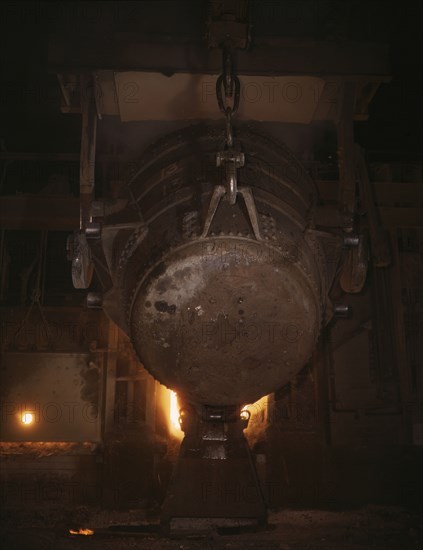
[201,184,262,240]
[201,185,226,238]
[216,148,245,204]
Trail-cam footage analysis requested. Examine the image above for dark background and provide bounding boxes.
[0,0,422,161]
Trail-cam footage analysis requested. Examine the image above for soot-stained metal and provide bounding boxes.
[87,123,343,407]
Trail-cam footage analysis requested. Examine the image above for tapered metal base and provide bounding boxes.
[160,406,267,533]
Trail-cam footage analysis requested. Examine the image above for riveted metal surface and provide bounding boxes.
[129,237,319,405]
[96,124,341,407]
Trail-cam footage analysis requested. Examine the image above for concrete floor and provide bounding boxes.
[1,506,422,549]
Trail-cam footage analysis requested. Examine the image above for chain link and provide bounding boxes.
[215,44,243,204]
[216,43,240,147]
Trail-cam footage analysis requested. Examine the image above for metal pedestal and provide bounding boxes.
[160,405,267,533]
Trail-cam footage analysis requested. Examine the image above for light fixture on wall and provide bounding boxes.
[21,412,34,425]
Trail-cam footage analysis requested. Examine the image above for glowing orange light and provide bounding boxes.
[240,409,250,421]
[241,395,269,424]
[165,389,183,439]
[21,412,34,425]
[170,391,181,431]
[69,528,94,536]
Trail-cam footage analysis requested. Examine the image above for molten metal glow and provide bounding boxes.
[170,391,181,431]
[21,412,34,425]
[69,528,94,536]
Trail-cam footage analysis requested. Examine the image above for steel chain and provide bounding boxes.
[215,44,243,203]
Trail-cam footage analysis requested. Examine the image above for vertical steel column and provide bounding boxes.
[355,146,391,267]
[336,81,357,232]
[390,230,413,444]
[103,320,119,436]
[79,73,98,230]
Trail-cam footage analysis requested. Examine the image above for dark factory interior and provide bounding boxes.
[0,1,422,548]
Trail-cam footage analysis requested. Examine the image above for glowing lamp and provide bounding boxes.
[21,412,34,425]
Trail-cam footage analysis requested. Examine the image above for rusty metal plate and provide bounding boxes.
[129,238,320,406]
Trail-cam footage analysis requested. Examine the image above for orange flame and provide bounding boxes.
[69,528,94,536]
[169,390,183,439]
